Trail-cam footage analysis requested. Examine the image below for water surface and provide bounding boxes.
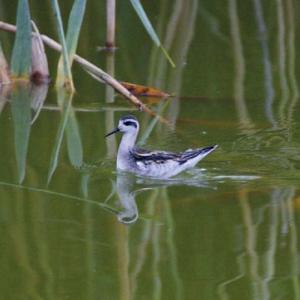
[0,1,300,299]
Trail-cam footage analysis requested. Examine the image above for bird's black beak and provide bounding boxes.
[105,127,120,138]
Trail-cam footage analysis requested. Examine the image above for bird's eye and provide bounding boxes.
[123,121,137,128]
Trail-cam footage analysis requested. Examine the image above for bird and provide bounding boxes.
[105,115,218,178]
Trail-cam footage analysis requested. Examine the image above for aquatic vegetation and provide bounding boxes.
[120,81,170,98]
[0,0,171,105]
[30,22,50,83]
[51,0,75,91]
[11,84,32,183]
[53,0,87,91]
[10,0,31,79]
[129,0,175,67]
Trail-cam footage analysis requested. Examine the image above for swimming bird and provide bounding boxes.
[105,115,217,178]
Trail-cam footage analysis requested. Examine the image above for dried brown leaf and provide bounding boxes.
[30,21,50,84]
[120,81,170,98]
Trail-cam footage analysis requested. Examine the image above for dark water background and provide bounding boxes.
[0,1,300,299]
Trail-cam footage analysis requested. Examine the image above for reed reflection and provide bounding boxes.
[47,88,83,184]
[105,51,117,159]
[218,186,300,300]
[9,83,48,183]
[112,172,184,299]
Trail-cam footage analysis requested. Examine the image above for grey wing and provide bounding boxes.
[131,145,217,165]
[131,147,180,164]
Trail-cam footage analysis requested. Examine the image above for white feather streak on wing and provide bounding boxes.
[131,148,180,163]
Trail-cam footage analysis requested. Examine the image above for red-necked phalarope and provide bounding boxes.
[105,115,218,178]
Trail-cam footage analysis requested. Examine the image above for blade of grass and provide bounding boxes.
[47,89,73,184]
[56,0,86,87]
[0,180,118,215]
[11,83,32,183]
[11,0,32,78]
[50,0,74,91]
[129,0,175,67]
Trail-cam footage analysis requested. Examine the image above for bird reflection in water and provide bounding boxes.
[113,170,213,225]
[115,173,139,224]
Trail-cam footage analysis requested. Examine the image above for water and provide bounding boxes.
[0,0,300,299]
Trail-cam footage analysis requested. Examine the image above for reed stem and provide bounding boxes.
[106,0,116,49]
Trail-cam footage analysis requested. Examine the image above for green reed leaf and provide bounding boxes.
[129,0,175,67]
[11,0,32,77]
[56,0,86,88]
[51,0,74,91]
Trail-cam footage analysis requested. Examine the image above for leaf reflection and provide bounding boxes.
[11,83,47,183]
[11,84,31,183]
[66,107,83,168]
[47,89,72,184]
[47,88,83,184]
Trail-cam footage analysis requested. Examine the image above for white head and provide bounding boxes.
[105,115,139,140]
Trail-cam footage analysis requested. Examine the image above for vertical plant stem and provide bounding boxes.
[105,52,117,158]
[106,0,116,48]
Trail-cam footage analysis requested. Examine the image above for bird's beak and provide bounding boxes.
[105,127,120,137]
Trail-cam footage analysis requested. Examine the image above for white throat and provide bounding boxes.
[119,131,137,151]
[117,131,138,170]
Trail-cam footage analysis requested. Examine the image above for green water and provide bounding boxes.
[1,0,300,299]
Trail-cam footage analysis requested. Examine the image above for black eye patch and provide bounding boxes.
[123,121,137,128]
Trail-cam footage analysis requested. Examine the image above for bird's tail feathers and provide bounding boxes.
[180,145,218,164]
